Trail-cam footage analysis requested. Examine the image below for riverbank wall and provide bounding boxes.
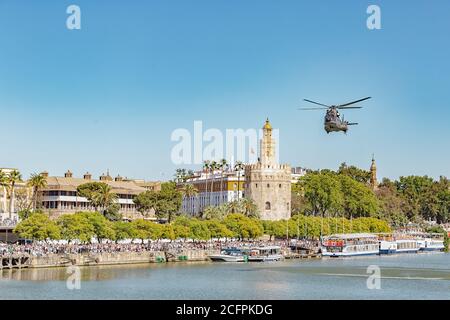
[28,249,220,269]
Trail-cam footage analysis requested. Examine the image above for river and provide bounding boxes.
[0,253,449,299]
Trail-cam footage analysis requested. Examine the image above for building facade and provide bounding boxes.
[244,119,292,220]
[181,119,294,221]
[39,170,160,220]
[181,171,245,216]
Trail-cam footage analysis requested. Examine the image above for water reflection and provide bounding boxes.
[0,261,212,282]
[0,254,449,300]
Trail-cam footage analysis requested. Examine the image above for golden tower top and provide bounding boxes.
[263,118,272,130]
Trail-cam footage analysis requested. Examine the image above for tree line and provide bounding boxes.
[14,210,391,242]
[292,163,450,226]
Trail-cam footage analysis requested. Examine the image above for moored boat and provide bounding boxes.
[208,248,249,262]
[247,246,283,262]
[321,233,379,257]
[395,239,421,253]
[419,233,445,252]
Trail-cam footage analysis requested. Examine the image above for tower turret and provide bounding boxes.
[260,118,276,166]
[370,154,378,190]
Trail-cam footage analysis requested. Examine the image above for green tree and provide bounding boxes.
[104,203,122,221]
[77,182,118,219]
[208,161,219,206]
[77,212,115,242]
[112,221,135,242]
[219,159,228,202]
[337,174,379,218]
[396,176,434,222]
[375,183,408,227]
[130,219,162,242]
[201,204,228,220]
[299,172,343,216]
[180,184,198,198]
[155,182,182,222]
[202,160,211,207]
[189,218,211,240]
[160,224,176,240]
[223,214,263,240]
[6,169,22,219]
[134,190,159,216]
[205,219,233,239]
[338,162,371,184]
[0,170,8,190]
[57,213,95,243]
[172,216,192,239]
[27,173,47,210]
[14,212,60,241]
[240,198,259,218]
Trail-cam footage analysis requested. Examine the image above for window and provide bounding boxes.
[265,202,271,210]
[279,184,282,188]
[287,202,290,211]
[267,184,270,188]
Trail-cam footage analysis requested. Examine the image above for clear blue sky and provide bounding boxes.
[0,0,449,181]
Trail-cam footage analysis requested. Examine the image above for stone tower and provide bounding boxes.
[370,154,378,190]
[244,119,291,221]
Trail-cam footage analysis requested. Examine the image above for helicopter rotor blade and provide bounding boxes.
[337,106,363,110]
[298,107,329,111]
[337,97,371,107]
[303,99,330,108]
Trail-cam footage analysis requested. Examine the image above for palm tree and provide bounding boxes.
[227,200,243,214]
[7,170,22,219]
[240,198,259,218]
[27,173,47,211]
[219,159,227,206]
[180,183,198,198]
[0,170,8,214]
[180,184,198,214]
[201,204,228,220]
[202,160,210,212]
[93,183,118,214]
[209,161,218,206]
[234,161,244,200]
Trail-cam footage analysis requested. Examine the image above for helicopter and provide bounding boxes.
[298,97,371,133]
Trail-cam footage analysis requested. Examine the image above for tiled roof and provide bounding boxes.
[43,176,147,194]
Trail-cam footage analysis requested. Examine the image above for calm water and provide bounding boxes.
[1,253,449,299]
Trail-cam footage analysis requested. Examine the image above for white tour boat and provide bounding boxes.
[395,238,421,253]
[321,233,379,257]
[247,246,283,262]
[208,248,249,262]
[379,233,421,254]
[418,233,445,252]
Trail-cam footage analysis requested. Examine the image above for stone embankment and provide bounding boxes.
[27,249,220,269]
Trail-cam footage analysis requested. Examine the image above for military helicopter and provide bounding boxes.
[298,97,371,133]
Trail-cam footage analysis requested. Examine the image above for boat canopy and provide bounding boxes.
[252,246,281,250]
[325,233,378,240]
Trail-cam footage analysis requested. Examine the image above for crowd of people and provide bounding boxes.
[0,239,304,257]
